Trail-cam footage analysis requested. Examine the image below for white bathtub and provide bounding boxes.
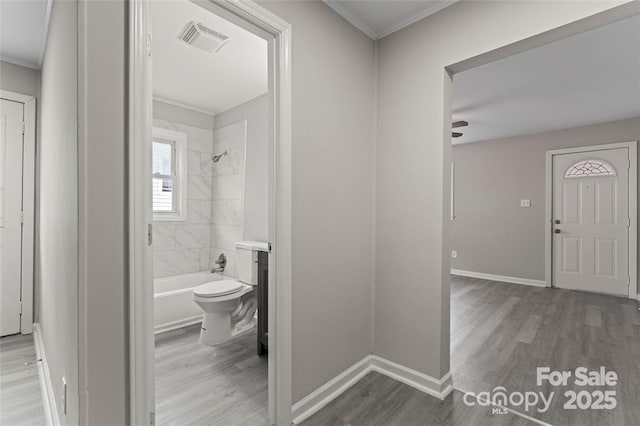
[154,271,230,334]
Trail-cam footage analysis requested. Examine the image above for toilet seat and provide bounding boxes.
[193,280,244,298]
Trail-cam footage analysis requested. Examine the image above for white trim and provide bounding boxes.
[129,1,156,424]
[0,56,41,71]
[545,141,638,299]
[1,90,36,335]
[291,356,372,424]
[370,355,453,400]
[33,324,60,426]
[322,1,377,39]
[152,96,216,117]
[39,0,53,69]
[451,269,547,288]
[129,1,293,425]
[376,1,459,39]
[152,127,188,222]
[323,0,459,40]
[291,355,453,425]
[154,316,202,335]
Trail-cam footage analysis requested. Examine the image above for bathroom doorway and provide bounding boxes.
[128,0,292,424]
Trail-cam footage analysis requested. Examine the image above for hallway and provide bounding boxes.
[0,334,45,426]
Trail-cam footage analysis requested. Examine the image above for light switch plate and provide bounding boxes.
[520,199,531,208]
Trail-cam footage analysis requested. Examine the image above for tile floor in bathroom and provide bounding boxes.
[155,324,268,425]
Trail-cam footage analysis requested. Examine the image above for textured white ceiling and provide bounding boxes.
[324,0,458,39]
[0,0,50,69]
[151,0,268,114]
[452,15,640,144]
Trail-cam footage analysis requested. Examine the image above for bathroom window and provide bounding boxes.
[152,127,187,221]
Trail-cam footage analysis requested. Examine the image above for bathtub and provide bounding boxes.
[154,271,231,334]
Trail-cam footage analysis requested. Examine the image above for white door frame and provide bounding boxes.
[545,141,638,299]
[0,90,36,335]
[128,1,292,425]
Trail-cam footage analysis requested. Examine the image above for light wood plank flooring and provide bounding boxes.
[451,275,640,426]
[155,325,268,426]
[304,276,640,425]
[0,334,46,426]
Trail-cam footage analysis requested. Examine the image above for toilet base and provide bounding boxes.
[198,312,231,346]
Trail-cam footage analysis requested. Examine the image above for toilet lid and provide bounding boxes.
[193,280,244,298]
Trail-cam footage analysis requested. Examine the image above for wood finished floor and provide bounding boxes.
[0,334,46,426]
[304,276,640,426]
[155,324,268,426]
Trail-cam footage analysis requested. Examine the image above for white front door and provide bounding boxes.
[552,147,630,296]
[0,99,24,336]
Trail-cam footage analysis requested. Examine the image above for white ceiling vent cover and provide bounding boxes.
[178,21,229,53]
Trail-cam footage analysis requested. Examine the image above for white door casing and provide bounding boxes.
[548,144,636,297]
[129,1,293,425]
[0,99,24,336]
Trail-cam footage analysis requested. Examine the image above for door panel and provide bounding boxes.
[552,148,629,295]
[561,237,581,273]
[0,99,24,336]
[594,238,616,277]
[594,181,616,225]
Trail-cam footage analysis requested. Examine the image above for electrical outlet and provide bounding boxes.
[452,250,458,259]
[520,199,531,208]
[62,377,67,415]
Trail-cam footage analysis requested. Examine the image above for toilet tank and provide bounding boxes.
[235,241,269,285]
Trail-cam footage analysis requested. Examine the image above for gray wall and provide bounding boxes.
[260,1,376,403]
[0,61,40,97]
[38,0,79,423]
[153,99,214,130]
[375,0,632,381]
[77,0,127,423]
[451,117,640,282]
[152,101,216,279]
[215,94,269,243]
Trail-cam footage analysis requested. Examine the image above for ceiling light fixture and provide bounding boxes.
[452,120,468,138]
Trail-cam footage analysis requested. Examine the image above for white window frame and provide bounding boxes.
[152,127,187,221]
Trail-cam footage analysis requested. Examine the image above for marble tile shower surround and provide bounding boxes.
[210,120,247,279]
[153,118,214,278]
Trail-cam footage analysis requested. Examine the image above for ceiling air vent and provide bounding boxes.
[178,21,229,53]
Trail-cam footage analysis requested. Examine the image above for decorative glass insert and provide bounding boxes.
[564,159,616,178]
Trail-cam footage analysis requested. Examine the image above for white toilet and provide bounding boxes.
[192,241,268,346]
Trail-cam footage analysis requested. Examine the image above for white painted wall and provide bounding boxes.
[259,1,376,403]
[215,94,269,243]
[375,0,636,382]
[38,0,78,423]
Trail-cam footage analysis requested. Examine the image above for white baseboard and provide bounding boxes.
[154,316,202,335]
[369,355,453,400]
[291,355,452,424]
[451,269,547,288]
[33,324,60,426]
[291,355,372,424]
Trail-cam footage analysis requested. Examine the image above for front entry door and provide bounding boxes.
[552,147,630,296]
[0,99,25,336]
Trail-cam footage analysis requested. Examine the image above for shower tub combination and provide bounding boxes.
[153,271,229,334]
